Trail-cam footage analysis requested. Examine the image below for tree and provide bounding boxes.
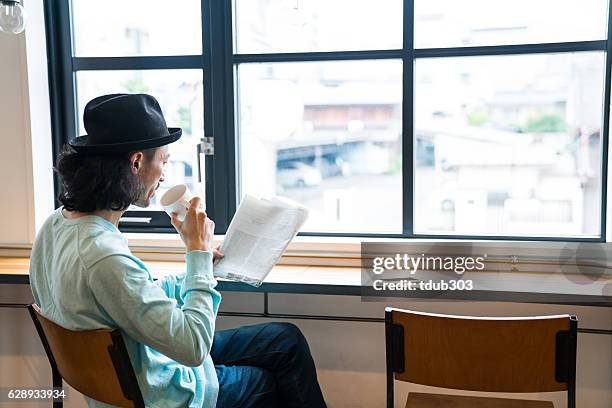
[525,113,566,133]
[176,106,192,135]
[122,72,149,94]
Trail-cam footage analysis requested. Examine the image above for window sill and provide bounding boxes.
[123,233,612,275]
[2,232,611,274]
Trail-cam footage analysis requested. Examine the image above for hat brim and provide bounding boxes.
[68,128,182,154]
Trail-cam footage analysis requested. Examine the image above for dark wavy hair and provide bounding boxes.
[54,144,154,212]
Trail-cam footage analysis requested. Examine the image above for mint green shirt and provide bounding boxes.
[29,208,222,408]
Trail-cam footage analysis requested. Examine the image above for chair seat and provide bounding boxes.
[405,392,554,408]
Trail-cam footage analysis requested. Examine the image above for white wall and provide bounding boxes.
[0,1,610,407]
[0,27,34,244]
[0,0,53,246]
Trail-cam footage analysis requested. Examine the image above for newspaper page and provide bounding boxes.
[213,194,308,286]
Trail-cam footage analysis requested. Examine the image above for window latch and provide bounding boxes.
[198,137,214,156]
[196,137,214,183]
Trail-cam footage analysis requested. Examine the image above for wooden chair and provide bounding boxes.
[385,307,577,408]
[27,304,145,408]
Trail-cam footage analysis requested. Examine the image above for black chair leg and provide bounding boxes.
[52,367,62,408]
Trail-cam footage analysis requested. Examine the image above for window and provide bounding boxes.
[414,52,605,237]
[71,0,202,57]
[46,0,612,241]
[414,0,607,48]
[46,0,209,232]
[238,60,403,233]
[234,0,402,53]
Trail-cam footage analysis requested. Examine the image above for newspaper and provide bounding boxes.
[213,194,308,286]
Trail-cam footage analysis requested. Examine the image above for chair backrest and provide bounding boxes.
[385,308,577,406]
[28,304,144,408]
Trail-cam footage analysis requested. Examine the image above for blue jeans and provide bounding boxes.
[211,322,327,408]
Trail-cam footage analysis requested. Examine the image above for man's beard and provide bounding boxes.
[132,178,150,208]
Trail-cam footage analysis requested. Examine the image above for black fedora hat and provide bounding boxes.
[69,93,182,154]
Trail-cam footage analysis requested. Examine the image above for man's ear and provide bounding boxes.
[130,152,144,174]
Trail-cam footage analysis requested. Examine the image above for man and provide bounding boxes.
[29,93,327,408]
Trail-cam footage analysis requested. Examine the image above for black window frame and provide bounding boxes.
[45,0,611,242]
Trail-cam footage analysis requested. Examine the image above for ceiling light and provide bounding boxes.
[0,0,26,35]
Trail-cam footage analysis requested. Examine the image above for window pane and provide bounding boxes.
[238,60,402,233]
[234,0,402,53]
[75,70,204,210]
[415,0,608,48]
[71,0,202,56]
[414,52,604,237]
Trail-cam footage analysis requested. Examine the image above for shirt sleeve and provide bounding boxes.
[88,250,221,367]
[155,273,187,308]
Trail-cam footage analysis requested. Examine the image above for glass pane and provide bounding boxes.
[238,60,402,233]
[415,0,608,48]
[75,70,204,210]
[234,0,402,53]
[71,0,202,56]
[414,52,604,237]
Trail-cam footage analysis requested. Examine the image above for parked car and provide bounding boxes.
[321,155,351,178]
[276,161,322,188]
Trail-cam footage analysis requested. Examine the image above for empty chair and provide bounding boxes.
[385,307,577,408]
[28,303,145,408]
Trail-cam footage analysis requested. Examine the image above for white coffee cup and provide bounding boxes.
[160,184,203,222]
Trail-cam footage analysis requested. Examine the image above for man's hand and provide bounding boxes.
[170,197,215,252]
[212,245,224,262]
